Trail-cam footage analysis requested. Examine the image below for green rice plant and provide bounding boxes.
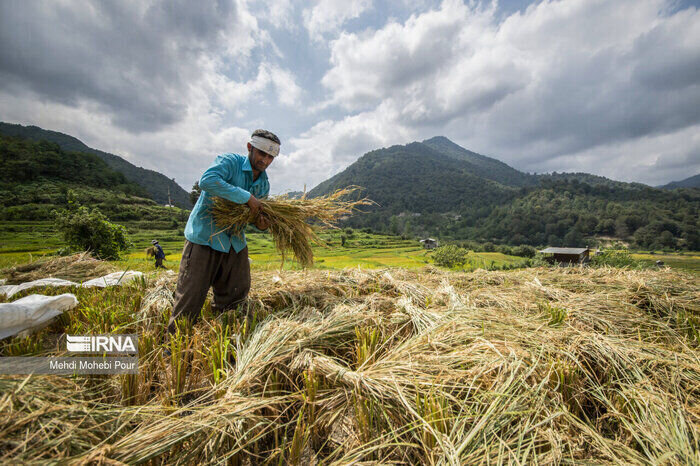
[354,393,377,445]
[2,333,44,356]
[288,407,310,466]
[120,373,139,406]
[200,297,213,320]
[354,325,381,368]
[226,309,260,344]
[206,321,232,386]
[538,301,568,327]
[548,357,582,416]
[166,317,193,404]
[302,367,319,427]
[137,330,157,400]
[157,306,171,336]
[415,390,451,452]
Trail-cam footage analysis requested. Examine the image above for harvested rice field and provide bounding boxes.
[1,262,699,464]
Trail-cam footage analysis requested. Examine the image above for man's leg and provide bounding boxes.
[167,240,223,334]
[211,246,251,315]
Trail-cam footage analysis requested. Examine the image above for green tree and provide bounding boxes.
[403,218,412,237]
[389,215,399,235]
[513,245,536,258]
[53,206,131,260]
[190,181,202,205]
[432,244,469,269]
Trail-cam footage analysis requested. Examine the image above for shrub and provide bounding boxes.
[591,249,643,268]
[432,244,469,269]
[53,206,132,260]
[513,245,537,258]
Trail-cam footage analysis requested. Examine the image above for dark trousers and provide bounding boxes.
[167,240,251,334]
[155,257,165,268]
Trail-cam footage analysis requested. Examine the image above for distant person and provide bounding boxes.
[152,240,166,269]
[167,129,277,334]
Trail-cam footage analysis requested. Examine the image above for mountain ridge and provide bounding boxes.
[0,122,191,208]
[308,137,699,250]
[659,173,700,190]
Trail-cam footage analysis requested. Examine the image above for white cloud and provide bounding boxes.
[527,123,700,186]
[269,101,418,193]
[311,0,700,187]
[0,0,304,190]
[1,0,699,196]
[250,0,297,30]
[303,0,373,42]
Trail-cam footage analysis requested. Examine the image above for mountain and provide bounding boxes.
[309,137,700,250]
[421,136,538,187]
[659,174,700,190]
[309,141,516,213]
[0,133,190,226]
[0,122,191,208]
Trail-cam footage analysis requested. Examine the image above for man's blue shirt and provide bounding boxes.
[184,153,269,253]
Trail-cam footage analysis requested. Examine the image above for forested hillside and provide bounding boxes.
[310,138,700,250]
[0,122,191,208]
[660,173,700,190]
[0,134,187,224]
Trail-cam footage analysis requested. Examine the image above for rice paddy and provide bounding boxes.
[1,260,699,463]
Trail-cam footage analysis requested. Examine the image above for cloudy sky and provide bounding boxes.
[1,0,699,193]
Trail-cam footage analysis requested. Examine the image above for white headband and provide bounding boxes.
[250,135,280,157]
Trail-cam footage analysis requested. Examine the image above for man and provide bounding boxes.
[152,240,166,269]
[167,129,279,334]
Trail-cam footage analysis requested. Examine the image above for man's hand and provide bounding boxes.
[254,213,271,231]
[247,194,262,217]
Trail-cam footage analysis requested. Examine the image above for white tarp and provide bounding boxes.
[0,293,78,339]
[0,278,79,299]
[82,271,143,288]
[0,271,143,297]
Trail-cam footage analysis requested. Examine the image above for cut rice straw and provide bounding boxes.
[210,186,374,267]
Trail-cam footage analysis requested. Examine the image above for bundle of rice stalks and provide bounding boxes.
[210,186,373,267]
[0,251,116,285]
[145,246,156,257]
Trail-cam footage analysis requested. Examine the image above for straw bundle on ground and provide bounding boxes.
[210,186,373,266]
[1,264,699,464]
[0,251,116,285]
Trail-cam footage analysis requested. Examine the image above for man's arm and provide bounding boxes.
[199,155,251,204]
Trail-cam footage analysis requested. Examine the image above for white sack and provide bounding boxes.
[0,293,78,339]
[82,271,143,288]
[0,271,144,297]
[0,278,79,298]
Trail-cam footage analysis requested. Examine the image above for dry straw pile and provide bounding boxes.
[210,186,373,266]
[1,264,699,464]
[0,251,116,285]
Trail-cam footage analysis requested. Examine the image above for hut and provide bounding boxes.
[420,238,439,250]
[538,247,590,265]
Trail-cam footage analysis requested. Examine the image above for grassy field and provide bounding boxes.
[0,221,532,273]
[2,221,700,275]
[632,251,700,273]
